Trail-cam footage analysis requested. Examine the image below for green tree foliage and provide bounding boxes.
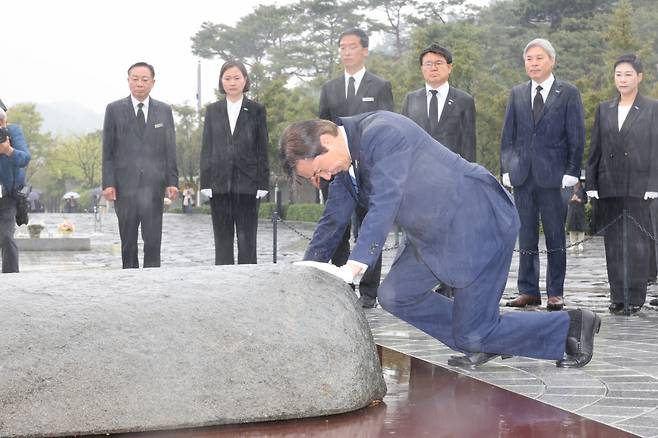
[48,132,102,190]
[172,104,203,188]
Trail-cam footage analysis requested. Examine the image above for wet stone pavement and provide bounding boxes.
[13,212,658,437]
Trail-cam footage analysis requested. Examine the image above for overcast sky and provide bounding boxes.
[3,0,285,114]
[4,1,489,116]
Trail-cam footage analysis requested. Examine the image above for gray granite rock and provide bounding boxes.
[0,265,386,437]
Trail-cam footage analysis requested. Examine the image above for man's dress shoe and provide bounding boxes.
[434,282,454,299]
[447,352,512,367]
[358,295,377,309]
[609,303,642,315]
[650,298,658,306]
[506,294,541,307]
[547,296,564,311]
[556,309,601,368]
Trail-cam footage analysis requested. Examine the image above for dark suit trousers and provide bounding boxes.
[210,193,258,265]
[0,197,19,273]
[115,184,164,269]
[320,181,350,266]
[513,172,567,297]
[377,183,569,360]
[598,197,651,306]
[356,203,382,299]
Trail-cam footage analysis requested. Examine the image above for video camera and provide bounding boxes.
[0,126,8,143]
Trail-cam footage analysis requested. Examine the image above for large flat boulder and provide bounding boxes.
[0,265,386,437]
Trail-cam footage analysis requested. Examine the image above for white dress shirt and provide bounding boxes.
[618,104,631,131]
[131,95,150,122]
[226,96,243,135]
[531,74,554,109]
[425,81,450,123]
[344,67,366,98]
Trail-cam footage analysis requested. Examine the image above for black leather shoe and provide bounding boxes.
[608,303,624,315]
[506,294,541,307]
[547,296,564,311]
[434,282,454,299]
[650,298,658,306]
[358,295,377,309]
[556,309,601,368]
[629,305,642,315]
[447,352,512,367]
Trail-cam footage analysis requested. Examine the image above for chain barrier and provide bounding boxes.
[274,210,654,257]
[276,217,401,252]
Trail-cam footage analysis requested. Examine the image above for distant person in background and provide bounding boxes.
[0,99,31,273]
[200,61,269,265]
[500,38,585,312]
[586,54,658,315]
[102,61,179,269]
[318,28,394,308]
[566,180,587,253]
[401,43,476,162]
[182,184,195,213]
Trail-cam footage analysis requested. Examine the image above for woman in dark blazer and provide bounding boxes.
[586,54,658,314]
[200,61,269,265]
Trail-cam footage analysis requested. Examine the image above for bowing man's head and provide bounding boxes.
[279,120,351,188]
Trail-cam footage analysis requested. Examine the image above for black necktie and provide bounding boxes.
[347,76,356,105]
[429,90,439,133]
[137,102,146,133]
[533,85,544,124]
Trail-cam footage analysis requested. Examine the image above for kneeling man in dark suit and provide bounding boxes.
[280,111,599,368]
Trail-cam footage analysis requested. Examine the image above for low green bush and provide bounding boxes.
[284,204,324,222]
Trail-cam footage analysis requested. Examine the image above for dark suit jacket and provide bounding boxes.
[400,86,476,162]
[200,98,269,194]
[102,96,178,196]
[304,111,518,288]
[500,79,585,188]
[319,71,394,122]
[586,94,658,198]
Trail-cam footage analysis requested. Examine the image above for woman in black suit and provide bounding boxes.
[200,61,269,265]
[586,54,658,314]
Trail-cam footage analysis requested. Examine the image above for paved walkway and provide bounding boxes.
[15,212,658,437]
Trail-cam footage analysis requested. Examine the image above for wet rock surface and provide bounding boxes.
[0,264,385,437]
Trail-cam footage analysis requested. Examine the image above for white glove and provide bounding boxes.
[200,188,212,198]
[502,173,512,188]
[644,192,658,200]
[586,190,599,199]
[293,261,356,284]
[256,190,269,199]
[562,175,579,188]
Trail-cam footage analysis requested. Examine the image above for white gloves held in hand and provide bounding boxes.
[294,261,359,284]
[501,173,579,189]
[586,191,658,200]
[200,189,268,199]
[561,175,579,188]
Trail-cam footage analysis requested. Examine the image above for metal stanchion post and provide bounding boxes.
[623,208,630,316]
[272,183,280,264]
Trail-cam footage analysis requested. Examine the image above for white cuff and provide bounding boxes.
[502,173,512,188]
[586,190,599,199]
[200,188,212,198]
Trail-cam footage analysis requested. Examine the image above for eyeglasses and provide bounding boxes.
[422,61,446,68]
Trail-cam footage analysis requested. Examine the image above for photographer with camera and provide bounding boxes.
[0,98,31,273]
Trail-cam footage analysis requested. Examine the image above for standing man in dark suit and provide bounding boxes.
[501,39,585,311]
[102,62,179,269]
[401,43,476,162]
[281,112,600,369]
[318,28,394,308]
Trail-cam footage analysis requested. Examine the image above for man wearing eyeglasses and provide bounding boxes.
[401,43,476,163]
